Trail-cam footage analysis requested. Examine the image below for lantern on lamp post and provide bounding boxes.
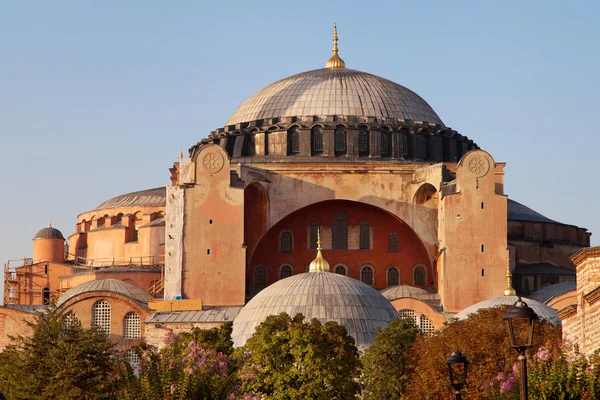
[503,296,538,400]
[445,349,470,400]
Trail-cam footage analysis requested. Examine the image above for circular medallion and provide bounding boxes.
[202,151,224,174]
[467,156,490,178]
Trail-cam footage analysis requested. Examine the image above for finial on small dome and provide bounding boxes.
[48,220,52,228]
[504,255,516,296]
[309,228,330,272]
[325,23,346,69]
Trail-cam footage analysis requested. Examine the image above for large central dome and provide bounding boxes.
[225,68,445,127]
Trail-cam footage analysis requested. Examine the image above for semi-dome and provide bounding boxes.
[56,278,152,308]
[33,225,64,240]
[93,187,166,212]
[225,68,445,127]
[454,296,561,325]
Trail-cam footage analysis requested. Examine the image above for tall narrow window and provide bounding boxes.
[280,231,293,252]
[309,222,319,250]
[332,212,348,249]
[335,265,347,275]
[361,266,374,285]
[132,226,139,242]
[123,312,141,339]
[42,288,50,305]
[414,266,426,286]
[279,264,293,279]
[402,134,408,156]
[358,128,369,156]
[92,300,111,338]
[387,267,399,286]
[359,222,370,249]
[254,265,267,285]
[334,126,346,156]
[422,136,428,160]
[311,126,323,155]
[388,233,399,252]
[381,129,391,157]
[288,126,300,155]
[533,226,542,241]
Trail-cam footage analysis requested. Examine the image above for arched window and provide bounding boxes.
[387,267,399,286]
[388,233,399,252]
[280,231,293,253]
[398,309,416,322]
[309,222,319,250]
[62,312,79,332]
[358,128,369,156]
[334,126,346,156]
[43,288,50,305]
[332,212,348,249]
[288,126,300,155]
[419,315,434,333]
[402,134,408,157]
[334,265,347,275]
[123,312,141,339]
[414,266,426,286]
[361,266,374,286]
[541,281,553,288]
[359,222,370,250]
[279,264,293,279]
[381,129,391,157]
[124,348,141,370]
[311,126,323,155]
[92,300,111,338]
[533,226,542,241]
[254,265,267,285]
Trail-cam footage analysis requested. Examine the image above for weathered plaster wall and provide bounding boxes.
[0,308,37,350]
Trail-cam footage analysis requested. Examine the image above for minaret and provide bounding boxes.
[325,23,346,69]
[309,229,330,272]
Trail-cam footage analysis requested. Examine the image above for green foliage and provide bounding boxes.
[0,308,119,400]
[237,313,361,400]
[361,317,420,400]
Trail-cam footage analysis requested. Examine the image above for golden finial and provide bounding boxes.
[325,23,346,69]
[504,256,516,296]
[309,228,330,272]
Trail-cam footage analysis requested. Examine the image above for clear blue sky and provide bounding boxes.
[1,1,598,270]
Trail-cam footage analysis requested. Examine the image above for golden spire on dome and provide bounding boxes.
[309,228,330,272]
[504,256,516,296]
[325,23,346,69]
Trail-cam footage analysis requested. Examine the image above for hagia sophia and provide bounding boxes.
[2,26,599,356]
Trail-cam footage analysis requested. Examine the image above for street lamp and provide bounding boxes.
[503,296,538,400]
[445,349,470,400]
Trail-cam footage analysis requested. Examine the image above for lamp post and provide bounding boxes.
[445,349,470,400]
[503,297,538,400]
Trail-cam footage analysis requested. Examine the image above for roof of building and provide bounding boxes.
[454,295,561,325]
[529,282,577,304]
[512,262,575,276]
[231,271,399,348]
[56,278,152,308]
[93,187,166,212]
[507,199,558,224]
[33,226,64,240]
[225,68,445,127]
[146,306,243,324]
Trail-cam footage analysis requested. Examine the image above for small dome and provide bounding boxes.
[93,187,165,212]
[454,296,561,325]
[232,272,399,348]
[33,226,64,240]
[529,282,576,304]
[379,285,439,301]
[56,278,152,308]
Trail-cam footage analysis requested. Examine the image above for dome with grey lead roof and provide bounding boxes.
[56,278,152,308]
[33,226,64,240]
[231,271,399,348]
[225,68,445,127]
[454,296,561,325]
[93,187,165,212]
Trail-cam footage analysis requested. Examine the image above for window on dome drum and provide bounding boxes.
[92,300,111,339]
[332,212,348,249]
[62,312,79,332]
[422,136,428,160]
[279,264,293,279]
[288,127,300,155]
[309,222,319,250]
[132,226,139,242]
[533,226,542,241]
[359,222,370,249]
[335,265,347,275]
[541,281,553,288]
[402,134,408,157]
[388,233,399,252]
[381,130,391,157]
[123,312,141,339]
[358,128,369,156]
[254,265,267,285]
[361,266,374,285]
[414,266,426,286]
[387,267,399,286]
[280,231,293,252]
[43,288,50,305]
[311,126,323,155]
[334,126,346,156]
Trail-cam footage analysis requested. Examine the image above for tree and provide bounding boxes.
[0,308,119,400]
[237,313,361,400]
[361,317,420,399]
[404,306,562,400]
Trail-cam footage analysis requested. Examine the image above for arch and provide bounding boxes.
[332,212,348,249]
[123,312,141,339]
[308,221,319,250]
[334,264,347,276]
[359,221,370,249]
[279,264,293,280]
[387,266,399,286]
[279,230,293,252]
[311,126,323,155]
[361,265,374,286]
[413,183,439,209]
[92,300,111,338]
[388,232,399,252]
[413,264,427,286]
[334,125,346,156]
[254,265,267,286]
